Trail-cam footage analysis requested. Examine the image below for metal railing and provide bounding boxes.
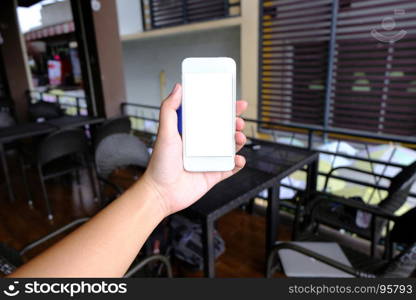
[27,90,88,116]
[120,101,416,203]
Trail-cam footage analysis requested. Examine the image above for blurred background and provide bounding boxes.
[0,0,415,278]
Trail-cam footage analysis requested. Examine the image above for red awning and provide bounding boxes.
[25,21,75,41]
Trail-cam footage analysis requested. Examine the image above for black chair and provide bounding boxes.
[0,103,33,205]
[34,129,98,220]
[0,111,16,128]
[267,207,416,278]
[296,161,416,256]
[28,101,63,121]
[93,116,131,149]
[124,253,172,278]
[94,133,149,204]
[0,218,172,278]
[0,100,17,126]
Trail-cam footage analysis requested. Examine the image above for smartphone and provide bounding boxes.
[182,57,236,172]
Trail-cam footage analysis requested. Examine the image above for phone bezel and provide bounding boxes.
[181,57,236,172]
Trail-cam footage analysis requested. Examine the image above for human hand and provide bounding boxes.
[141,83,247,216]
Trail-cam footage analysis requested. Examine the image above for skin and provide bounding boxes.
[10,84,247,278]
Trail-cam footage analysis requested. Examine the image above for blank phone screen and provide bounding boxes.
[184,72,233,157]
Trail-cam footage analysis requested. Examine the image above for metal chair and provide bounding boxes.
[93,116,131,149]
[0,105,32,205]
[267,207,416,278]
[35,129,98,220]
[94,133,149,205]
[0,218,172,278]
[0,100,17,128]
[0,112,16,129]
[124,254,172,278]
[0,100,17,125]
[296,161,416,256]
[28,101,63,121]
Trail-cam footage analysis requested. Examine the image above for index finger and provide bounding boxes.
[236,100,248,116]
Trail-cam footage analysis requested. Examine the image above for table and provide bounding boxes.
[46,115,104,129]
[0,116,104,202]
[181,139,319,277]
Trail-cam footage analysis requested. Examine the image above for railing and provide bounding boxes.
[27,90,88,116]
[141,0,241,30]
[120,102,416,205]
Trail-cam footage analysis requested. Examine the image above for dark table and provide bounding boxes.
[181,139,319,277]
[0,116,104,202]
[46,115,104,129]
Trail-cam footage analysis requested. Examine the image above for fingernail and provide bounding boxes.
[170,83,179,96]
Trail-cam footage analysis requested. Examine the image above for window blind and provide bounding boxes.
[260,0,333,126]
[331,0,416,135]
[259,0,416,136]
[142,0,241,30]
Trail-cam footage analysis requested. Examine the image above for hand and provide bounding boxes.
[141,83,247,216]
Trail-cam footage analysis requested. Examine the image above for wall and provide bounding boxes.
[121,26,241,109]
[91,0,127,117]
[41,0,73,26]
[240,0,259,124]
[0,0,32,121]
[116,0,143,36]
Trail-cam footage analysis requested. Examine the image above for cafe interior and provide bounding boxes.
[0,0,415,278]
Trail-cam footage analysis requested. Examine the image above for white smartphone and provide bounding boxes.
[182,57,236,172]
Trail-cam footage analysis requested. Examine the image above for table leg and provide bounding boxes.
[0,144,15,203]
[306,159,318,198]
[202,218,215,278]
[18,154,33,207]
[266,184,280,256]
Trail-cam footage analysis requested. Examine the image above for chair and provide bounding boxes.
[0,100,17,126]
[95,133,149,204]
[35,129,98,220]
[93,116,131,149]
[296,161,416,256]
[267,207,416,278]
[0,218,172,278]
[0,104,32,204]
[0,111,16,128]
[28,101,63,121]
[124,254,172,278]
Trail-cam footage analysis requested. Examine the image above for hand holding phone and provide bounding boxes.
[141,69,246,216]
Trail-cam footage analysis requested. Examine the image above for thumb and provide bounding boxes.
[159,83,182,136]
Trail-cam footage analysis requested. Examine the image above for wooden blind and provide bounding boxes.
[259,0,416,136]
[142,0,241,30]
[260,0,333,126]
[331,0,416,135]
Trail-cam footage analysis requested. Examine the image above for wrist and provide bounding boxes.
[133,174,171,218]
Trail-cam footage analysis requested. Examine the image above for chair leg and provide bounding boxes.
[18,155,33,208]
[74,169,82,202]
[388,242,395,261]
[266,250,283,278]
[88,161,101,204]
[370,217,377,257]
[246,198,255,215]
[37,166,53,221]
[312,222,319,235]
[370,235,377,258]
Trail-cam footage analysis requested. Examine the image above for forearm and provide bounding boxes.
[10,176,165,278]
